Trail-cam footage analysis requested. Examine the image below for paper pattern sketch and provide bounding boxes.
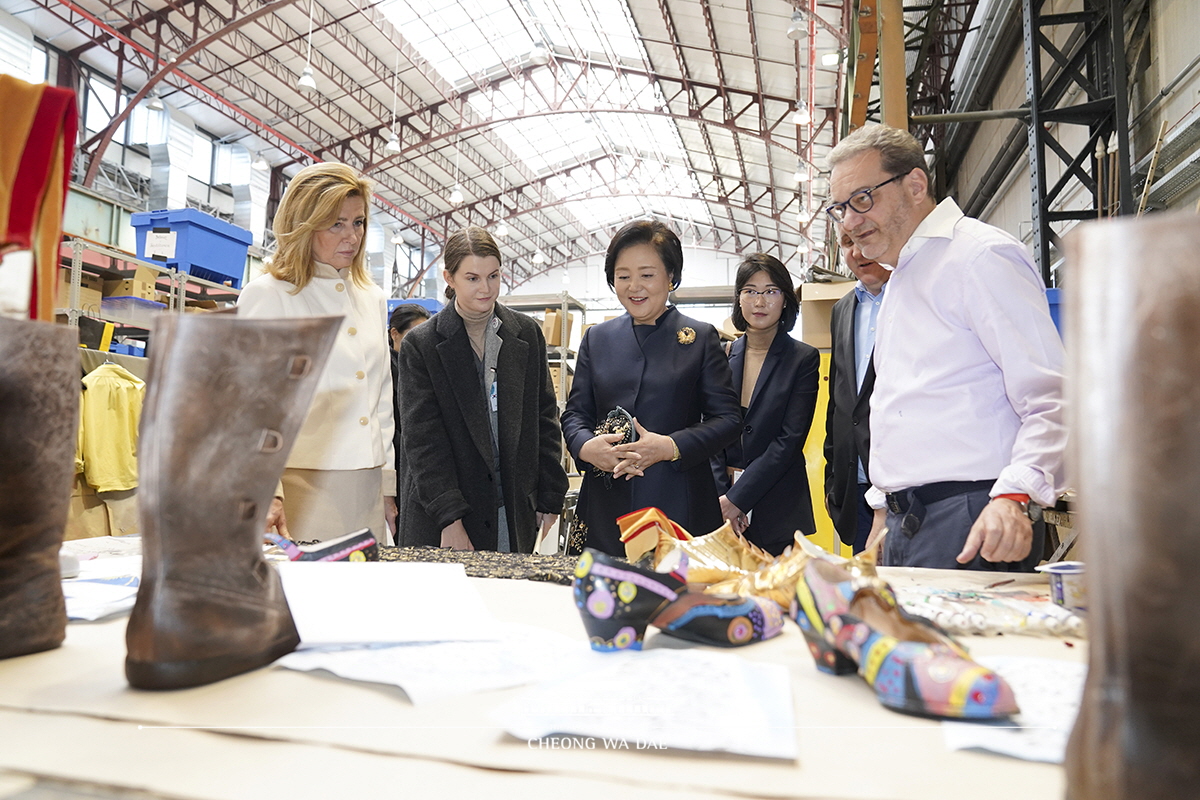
[942,656,1086,763]
[278,622,596,704]
[493,649,797,760]
[62,577,140,621]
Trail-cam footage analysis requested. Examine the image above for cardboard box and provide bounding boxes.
[103,279,157,300]
[542,308,574,347]
[799,282,855,350]
[800,281,856,302]
[548,364,573,396]
[57,269,104,312]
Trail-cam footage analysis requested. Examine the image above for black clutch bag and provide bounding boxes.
[592,405,636,487]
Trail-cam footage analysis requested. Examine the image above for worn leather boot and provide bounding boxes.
[0,318,77,660]
[125,312,339,690]
[1065,213,1200,800]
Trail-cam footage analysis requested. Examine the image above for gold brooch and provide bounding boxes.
[677,327,696,345]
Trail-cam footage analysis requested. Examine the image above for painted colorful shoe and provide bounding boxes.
[792,552,885,647]
[572,548,784,651]
[794,552,1018,720]
[266,528,379,562]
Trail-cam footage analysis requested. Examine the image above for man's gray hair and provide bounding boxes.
[827,125,931,185]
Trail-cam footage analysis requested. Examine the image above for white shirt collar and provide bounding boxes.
[897,198,963,268]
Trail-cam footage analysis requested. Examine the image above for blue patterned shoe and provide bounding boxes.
[572,548,784,651]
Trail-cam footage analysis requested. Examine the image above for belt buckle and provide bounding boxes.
[886,493,904,515]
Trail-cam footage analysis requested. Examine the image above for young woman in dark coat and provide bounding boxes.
[561,220,742,556]
[711,253,821,555]
[396,227,568,552]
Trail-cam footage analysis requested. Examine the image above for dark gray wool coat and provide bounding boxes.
[396,301,568,552]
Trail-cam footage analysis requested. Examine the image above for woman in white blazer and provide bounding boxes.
[237,163,395,544]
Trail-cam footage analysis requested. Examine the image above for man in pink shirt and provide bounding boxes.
[826,124,1066,571]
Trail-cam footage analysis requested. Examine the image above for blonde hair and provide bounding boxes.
[269,162,374,291]
[442,226,502,299]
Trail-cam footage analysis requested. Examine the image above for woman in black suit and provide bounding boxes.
[712,253,820,555]
[561,220,741,556]
[397,226,568,552]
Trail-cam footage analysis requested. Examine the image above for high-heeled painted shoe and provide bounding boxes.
[572,548,784,651]
[793,549,1019,720]
[266,528,379,562]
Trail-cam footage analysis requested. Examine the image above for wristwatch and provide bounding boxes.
[993,493,1042,523]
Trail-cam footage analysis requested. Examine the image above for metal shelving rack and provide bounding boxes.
[59,237,240,340]
[500,291,587,407]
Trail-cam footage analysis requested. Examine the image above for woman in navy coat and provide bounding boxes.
[712,253,820,555]
[561,221,742,557]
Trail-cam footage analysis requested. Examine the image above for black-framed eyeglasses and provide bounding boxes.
[825,173,906,222]
[738,287,782,299]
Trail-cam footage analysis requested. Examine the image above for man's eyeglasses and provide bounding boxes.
[739,287,783,299]
[825,173,906,222]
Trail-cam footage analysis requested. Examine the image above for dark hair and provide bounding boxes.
[603,220,683,290]
[442,226,501,299]
[731,253,799,333]
[389,303,431,333]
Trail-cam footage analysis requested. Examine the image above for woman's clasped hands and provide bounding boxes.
[580,417,676,481]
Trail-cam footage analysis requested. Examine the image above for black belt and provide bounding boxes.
[885,480,995,538]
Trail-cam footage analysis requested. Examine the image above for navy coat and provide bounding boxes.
[397,302,568,552]
[712,332,821,554]
[824,289,877,547]
[561,306,741,556]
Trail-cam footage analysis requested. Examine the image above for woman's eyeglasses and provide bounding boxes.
[739,288,782,299]
[824,173,905,222]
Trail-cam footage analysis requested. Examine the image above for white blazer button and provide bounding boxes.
[348,327,357,336]
[356,371,365,380]
[359,417,369,426]
[336,283,345,292]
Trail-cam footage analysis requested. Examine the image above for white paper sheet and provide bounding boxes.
[493,649,797,760]
[277,561,499,646]
[942,656,1086,763]
[70,555,143,581]
[61,536,142,559]
[278,622,596,704]
[63,577,140,621]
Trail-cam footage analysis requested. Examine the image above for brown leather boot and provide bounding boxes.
[125,312,339,689]
[1065,213,1200,800]
[0,318,77,660]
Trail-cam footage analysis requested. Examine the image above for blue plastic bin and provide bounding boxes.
[1045,287,1062,337]
[386,297,442,318]
[131,208,252,289]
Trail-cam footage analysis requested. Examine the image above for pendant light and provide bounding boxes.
[447,135,463,205]
[793,100,811,126]
[298,0,317,93]
[786,10,806,41]
[385,50,401,154]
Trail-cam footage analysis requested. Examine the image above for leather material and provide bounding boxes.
[125,312,340,689]
[0,318,77,659]
[1065,214,1200,800]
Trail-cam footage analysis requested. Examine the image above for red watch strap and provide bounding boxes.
[994,493,1030,505]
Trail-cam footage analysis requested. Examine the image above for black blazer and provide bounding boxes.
[712,332,820,554]
[561,306,741,556]
[396,302,568,552]
[824,289,876,547]
[390,348,402,472]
